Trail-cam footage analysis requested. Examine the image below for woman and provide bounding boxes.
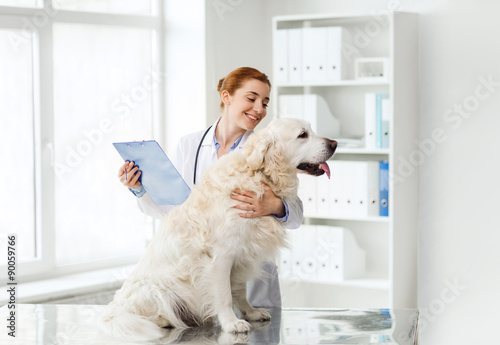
[118,67,303,308]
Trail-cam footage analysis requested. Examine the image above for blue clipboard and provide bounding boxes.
[113,140,191,205]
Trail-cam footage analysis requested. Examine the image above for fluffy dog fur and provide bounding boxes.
[101,118,337,341]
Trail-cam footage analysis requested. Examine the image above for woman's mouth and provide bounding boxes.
[245,113,259,122]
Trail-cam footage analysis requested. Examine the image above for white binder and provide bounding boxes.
[327,27,352,81]
[317,226,366,282]
[353,161,380,217]
[302,27,328,83]
[290,225,317,280]
[273,29,289,84]
[365,93,377,149]
[303,94,340,139]
[329,161,343,218]
[284,225,366,283]
[315,226,337,281]
[278,94,304,120]
[381,96,391,148]
[279,94,340,139]
[278,246,292,278]
[341,162,356,218]
[287,28,303,83]
[338,227,366,280]
[298,173,317,218]
[316,175,331,218]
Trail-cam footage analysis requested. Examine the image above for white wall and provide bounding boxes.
[206,0,500,343]
[205,0,270,125]
[164,0,206,156]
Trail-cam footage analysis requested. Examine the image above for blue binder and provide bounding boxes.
[113,140,190,205]
[379,161,389,217]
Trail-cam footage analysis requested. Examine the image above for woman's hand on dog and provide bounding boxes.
[231,184,286,218]
[118,161,142,188]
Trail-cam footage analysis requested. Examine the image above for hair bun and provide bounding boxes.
[217,77,225,92]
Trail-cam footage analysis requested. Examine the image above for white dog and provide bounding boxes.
[101,118,337,341]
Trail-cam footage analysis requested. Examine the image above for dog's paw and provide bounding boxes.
[222,319,251,333]
[244,308,271,322]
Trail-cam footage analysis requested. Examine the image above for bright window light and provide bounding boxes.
[52,23,155,265]
[0,29,36,262]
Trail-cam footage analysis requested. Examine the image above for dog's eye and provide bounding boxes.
[298,131,308,139]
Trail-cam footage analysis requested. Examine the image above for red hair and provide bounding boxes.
[217,67,271,109]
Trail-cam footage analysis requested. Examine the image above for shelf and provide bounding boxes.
[335,148,390,155]
[277,79,390,88]
[305,216,390,223]
[274,11,419,308]
[273,12,384,23]
[281,277,390,290]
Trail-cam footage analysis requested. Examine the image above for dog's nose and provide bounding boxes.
[330,140,337,150]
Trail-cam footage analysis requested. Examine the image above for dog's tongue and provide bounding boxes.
[320,162,331,179]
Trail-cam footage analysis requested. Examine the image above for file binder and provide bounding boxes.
[341,162,356,218]
[379,161,389,217]
[376,93,389,149]
[366,93,389,149]
[113,140,191,206]
[278,94,304,120]
[303,94,340,139]
[376,93,383,149]
[274,29,289,84]
[353,161,380,217]
[327,27,352,81]
[280,225,366,283]
[302,27,328,83]
[381,96,390,149]
[298,174,317,218]
[316,175,331,218]
[279,94,340,139]
[287,28,303,83]
[365,93,377,149]
[329,160,343,218]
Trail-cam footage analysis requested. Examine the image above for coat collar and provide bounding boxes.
[201,117,253,151]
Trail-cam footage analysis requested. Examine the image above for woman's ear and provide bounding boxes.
[221,90,230,106]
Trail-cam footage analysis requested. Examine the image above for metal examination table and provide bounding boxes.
[0,304,418,344]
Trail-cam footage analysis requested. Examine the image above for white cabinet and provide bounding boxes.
[273,12,419,309]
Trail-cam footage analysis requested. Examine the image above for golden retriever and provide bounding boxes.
[101,118,337,341]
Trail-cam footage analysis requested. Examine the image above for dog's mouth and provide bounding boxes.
[297,162,331,179]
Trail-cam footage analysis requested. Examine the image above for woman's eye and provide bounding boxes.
[263,103,269,108]
[247,98,255,102]
[298,131,308,139]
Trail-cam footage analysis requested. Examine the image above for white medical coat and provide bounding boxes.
[135,118,303,307]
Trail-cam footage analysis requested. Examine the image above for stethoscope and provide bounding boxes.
[193,125,213,186]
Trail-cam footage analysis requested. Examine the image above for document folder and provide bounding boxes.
[113,140,190,206]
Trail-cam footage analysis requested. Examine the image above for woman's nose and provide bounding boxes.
[254,101,264,114]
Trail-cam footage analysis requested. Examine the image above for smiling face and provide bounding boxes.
[221,79,270,131]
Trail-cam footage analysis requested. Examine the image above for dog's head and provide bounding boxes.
[244,118,337,180]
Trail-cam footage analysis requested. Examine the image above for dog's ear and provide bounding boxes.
[246,129,275,170]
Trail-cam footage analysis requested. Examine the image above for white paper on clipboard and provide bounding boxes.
[113,140,190,205]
